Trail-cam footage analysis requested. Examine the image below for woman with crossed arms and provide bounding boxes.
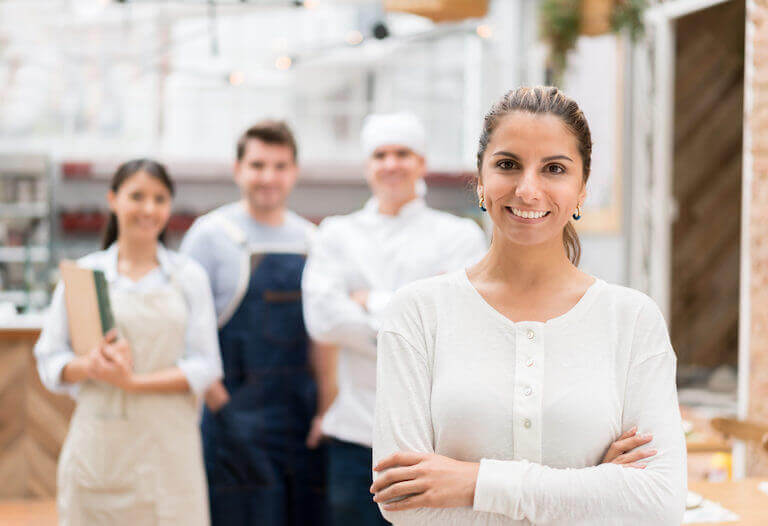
[371,87,686,525]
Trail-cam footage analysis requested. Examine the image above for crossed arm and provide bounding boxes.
[372,330,687,525]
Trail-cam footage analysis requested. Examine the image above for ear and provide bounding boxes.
[106,190,117,213]
[578,182,587,207]
[233,160,242,184]
[476,182,484,201]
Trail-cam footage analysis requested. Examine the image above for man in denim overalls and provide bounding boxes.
[182,121,330,525]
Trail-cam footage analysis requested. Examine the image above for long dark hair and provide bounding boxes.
[476,86,593,266]
[101,159,175,249]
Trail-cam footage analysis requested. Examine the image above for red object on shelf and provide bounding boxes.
[61,162,93,179]
[59,212,199,234]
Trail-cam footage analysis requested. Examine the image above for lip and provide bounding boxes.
[504,206,550,224]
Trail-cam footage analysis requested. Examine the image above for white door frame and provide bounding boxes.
[634,0,748,477]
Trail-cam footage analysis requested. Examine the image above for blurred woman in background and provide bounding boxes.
[35,159,222,525]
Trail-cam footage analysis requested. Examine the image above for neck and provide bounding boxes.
[116,237,158,266]
[477,228,578,288]
[242,200,285,227]
[377,193,419,216]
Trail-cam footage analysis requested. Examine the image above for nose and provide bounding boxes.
[142,199,158,215]
[515,168,541,202]
[260,167,278,184]
[382,154,399,171]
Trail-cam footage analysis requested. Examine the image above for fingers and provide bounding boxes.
[370,466,418,493]
[618,426,637,440]
[381,493,430,511]
[372,480,426,504]
[374,451,425,472]
[614,433,653,454]
[621,462,647,470]
[604,430,653,463]
[104,329,118,344]
[615,448,657,464]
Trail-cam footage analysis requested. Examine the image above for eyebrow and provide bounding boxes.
[492,151,573,163]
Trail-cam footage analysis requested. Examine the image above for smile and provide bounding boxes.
[506,207,550,219]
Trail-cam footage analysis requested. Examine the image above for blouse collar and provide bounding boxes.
[103,242,173,283]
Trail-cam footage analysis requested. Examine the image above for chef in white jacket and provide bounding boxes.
[301,112,487,526]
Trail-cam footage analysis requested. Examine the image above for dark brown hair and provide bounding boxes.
[476,86,592,265]
[236,120,298,161]
[101,159,175,249]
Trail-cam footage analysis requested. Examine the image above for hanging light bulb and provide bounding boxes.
[345,30,364,46]
[275,56,293,70]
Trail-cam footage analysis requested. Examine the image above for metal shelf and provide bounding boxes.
[0,290,48,305]
[0,203,49,218]
[0,247,50,263]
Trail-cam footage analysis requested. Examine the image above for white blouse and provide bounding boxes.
[34,243,223,398]
[373,270,687,525]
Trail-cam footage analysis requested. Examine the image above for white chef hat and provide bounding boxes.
[361,112,427,159]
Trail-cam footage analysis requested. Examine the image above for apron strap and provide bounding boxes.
[212,213,251,329]
[213,212,311,329]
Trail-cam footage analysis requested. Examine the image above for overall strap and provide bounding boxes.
[212,213,251,328]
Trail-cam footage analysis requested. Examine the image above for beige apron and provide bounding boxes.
[57,275,209,526]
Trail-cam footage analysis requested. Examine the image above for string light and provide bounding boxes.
[345,30,363,46]
[228,71,245,86]
[476,24,493,39]
[275,56,292,70]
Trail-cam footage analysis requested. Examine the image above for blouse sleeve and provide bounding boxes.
[472,301,687,525]
[33,282,79,398]
[176,260,223,396]
[374,329,480,524]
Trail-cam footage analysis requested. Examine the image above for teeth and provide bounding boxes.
[510,208,548,219]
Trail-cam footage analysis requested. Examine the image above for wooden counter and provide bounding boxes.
[0,328,74,499]
[687,478,768,525]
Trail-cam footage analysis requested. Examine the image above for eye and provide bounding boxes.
[155,194,168,205]
[129,191,144,201]
[545,163,566,175]
[496,159,519,170]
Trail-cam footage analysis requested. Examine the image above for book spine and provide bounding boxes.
[93,270,116,335]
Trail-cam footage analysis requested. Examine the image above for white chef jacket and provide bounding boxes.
[34,243,223,398]
[301,197,487,447]
[373,270,687,525]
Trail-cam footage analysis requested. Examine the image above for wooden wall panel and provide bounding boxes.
[671,0,745,368]
[0,332,74,499]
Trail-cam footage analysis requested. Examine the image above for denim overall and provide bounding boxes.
[201,216,326,526]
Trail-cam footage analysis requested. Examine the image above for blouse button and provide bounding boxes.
[526,329,535,341]
[526,358,534,367]
[523,418,532,428]
[524,386,533,396]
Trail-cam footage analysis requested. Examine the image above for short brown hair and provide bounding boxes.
[236,120,298,161]
[476,86,592,266]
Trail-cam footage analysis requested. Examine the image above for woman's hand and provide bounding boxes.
[370,452,479,511]
[601,426,657,469]
[87,330,135,391]
[204,380,231,413]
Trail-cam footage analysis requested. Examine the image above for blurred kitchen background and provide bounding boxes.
[1,0,766,513]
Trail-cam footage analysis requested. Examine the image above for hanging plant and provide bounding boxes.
[612,0,648,41]
[539,0,581,84]
[540,0,648,83]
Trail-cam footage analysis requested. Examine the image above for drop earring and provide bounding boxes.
[479,195,487,212]
[572,204,582,221]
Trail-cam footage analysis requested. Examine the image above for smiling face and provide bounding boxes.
[366,144,425,206]
[234,138,298,214]
[107,170,173,245]
[477,111,587,248]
